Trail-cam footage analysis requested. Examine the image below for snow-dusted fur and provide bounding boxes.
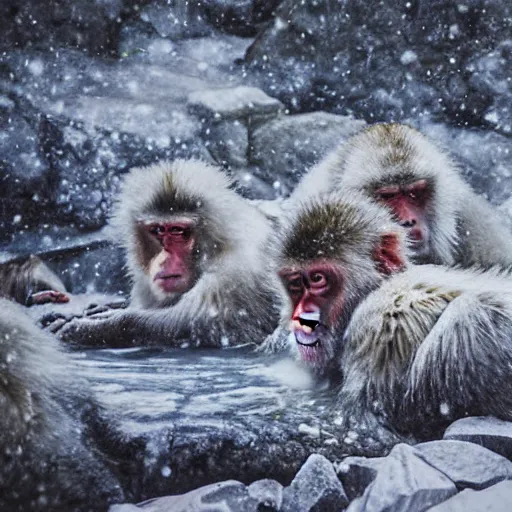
[343,263,512,437]
[277,193,512,438]
[59,159,278,348]
[289,123,512,268]
[0,299,123,510]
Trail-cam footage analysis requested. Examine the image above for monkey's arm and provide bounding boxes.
[53,306,253,348]
[52,309,193,348]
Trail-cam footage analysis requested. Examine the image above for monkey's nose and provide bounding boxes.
[401,219,417,228]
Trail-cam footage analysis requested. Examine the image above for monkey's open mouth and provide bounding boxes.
[298,311,320,331]
[294,312,323,347]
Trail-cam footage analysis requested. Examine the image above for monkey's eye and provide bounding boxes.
[170,227,192,240]
[286,276,303,294]
[377,191,397,201]
[149,225,165,237]
[309,272,328,288]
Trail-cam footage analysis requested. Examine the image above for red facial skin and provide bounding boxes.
[280,262,344,334]
[375,179,431,253]
[146,221,196,294]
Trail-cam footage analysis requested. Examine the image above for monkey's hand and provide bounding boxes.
[83,299,129,317]
[28,290,70,306]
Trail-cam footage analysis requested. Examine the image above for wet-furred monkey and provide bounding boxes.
[54,159,278,348]
[290,123,512,268]
[276,191,512,438]
[0,298,123,511]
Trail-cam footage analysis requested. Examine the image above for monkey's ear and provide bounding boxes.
[372,233,407,275]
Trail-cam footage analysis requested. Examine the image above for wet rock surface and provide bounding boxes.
[444,416,512,461]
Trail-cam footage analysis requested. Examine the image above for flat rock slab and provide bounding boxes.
[428,480,512,512]
[348,443,457,512]
[188,86,283,122]
[74,346,390,501]
[415,440,512,490]
[444,416,512,460]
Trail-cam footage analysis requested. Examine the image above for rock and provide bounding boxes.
[428,480,512,512]
[281,453,349,512]
[416,121,512,205]
[111,478,283,512]
[202,0,282,37]
[335,456,383,500]
[188,85,283,124]
[246,0,512,127]
[0,0,123,54]
[138,2,211,41]
[248,479,284,510]
[444,417,512,461]
[348,443,457,512]
[0,92,54,237]
[249,112,365,194]
[469,41,512,136]
[202,118,249,169]
[415,440,512,490]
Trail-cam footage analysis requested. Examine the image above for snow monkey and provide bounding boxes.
[290,123,512,268]
[276,191,512,437]
[0,255,69,306]
[0,298,123,510]
[54,159,278,347]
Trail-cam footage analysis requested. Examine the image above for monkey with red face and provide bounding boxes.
[289,123,512,268]
[276,191,512,438]
[53,159,278,348]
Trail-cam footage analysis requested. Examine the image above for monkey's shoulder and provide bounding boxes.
[347,277,462,366]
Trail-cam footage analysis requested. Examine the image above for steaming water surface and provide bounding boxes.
[73,346,331,435]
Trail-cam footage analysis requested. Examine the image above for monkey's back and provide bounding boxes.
[342,264,512,435]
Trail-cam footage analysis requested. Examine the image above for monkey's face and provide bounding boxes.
[280,262,344,371]
[374,179,432,258]
[140,219,199,298]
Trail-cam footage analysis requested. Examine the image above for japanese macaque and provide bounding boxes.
[0,255,69,306]
[54,159,278,348]
[276,191,512,437]
[289,123,512,268]
[0,298,123,510]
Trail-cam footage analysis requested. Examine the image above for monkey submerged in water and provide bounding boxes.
[0,298,123,511]
[289,123,512,268]
[0,255,69,306]
[275,191,512,438]
[54,159,278,348]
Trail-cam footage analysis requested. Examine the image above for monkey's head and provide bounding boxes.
[113,160,232,306]
[277,192,407,377]
[335,123,461,266]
